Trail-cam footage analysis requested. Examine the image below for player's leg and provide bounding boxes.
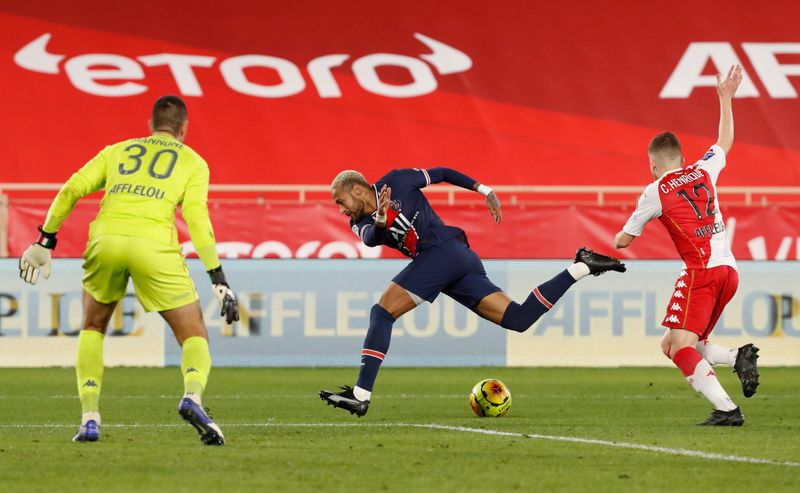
[74,236,129,442]
[694,267,738,363]
[74,291,118,442]
[160,302,210,405]
[159,302,223,445]
[320,282,417,416]
[358,282,416,395]
[129,237,223,445]
[695,340,736,365]
[475,246,626,331]
[661,268,742,425]
[665,328,741,425]
[698,267,758,397]
[321,244,454,416]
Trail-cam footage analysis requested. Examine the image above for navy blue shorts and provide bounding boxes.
[392,239,502,310]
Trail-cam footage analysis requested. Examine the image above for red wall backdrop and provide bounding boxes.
[2,1,799,260]
[1,1,799,187]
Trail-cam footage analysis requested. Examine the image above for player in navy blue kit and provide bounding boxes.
[320,168,626,416]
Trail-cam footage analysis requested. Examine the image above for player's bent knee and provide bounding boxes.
[661,340,672,359]
[371,304,396,324]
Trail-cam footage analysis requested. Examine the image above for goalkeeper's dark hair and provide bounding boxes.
[151,95,187,135]
[648,131,682,162]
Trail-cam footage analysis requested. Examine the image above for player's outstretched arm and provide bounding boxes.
[614,231,635,249]
[475,183,502,224]
[418,167,503,224]
[420,167,501,223]
[715,64,743,155]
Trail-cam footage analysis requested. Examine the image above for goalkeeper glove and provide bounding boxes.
[19,226,57,285]
[207,266,239,324]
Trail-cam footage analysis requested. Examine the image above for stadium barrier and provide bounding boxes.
[1,258,798,368]
[3,184,800,260]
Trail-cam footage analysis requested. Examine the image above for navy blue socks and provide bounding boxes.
[500,270,576,332]
[356,304,396,393]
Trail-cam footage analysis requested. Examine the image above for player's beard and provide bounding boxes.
[352,198,369,221]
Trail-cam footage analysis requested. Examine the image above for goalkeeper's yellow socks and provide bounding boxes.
[181,336,211,405]
[76,329,104,424]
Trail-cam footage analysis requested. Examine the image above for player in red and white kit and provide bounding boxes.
[614,65,759,426]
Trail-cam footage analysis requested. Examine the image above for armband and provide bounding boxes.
[36,226,58,250]
[477,184,493,197]
[207,266,228,286]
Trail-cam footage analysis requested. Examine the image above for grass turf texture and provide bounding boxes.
[1,367,798,492]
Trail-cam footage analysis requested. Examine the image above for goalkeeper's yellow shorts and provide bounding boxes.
[82,234,198,312]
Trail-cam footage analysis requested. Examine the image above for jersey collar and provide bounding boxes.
[658,167,684,179]
[152,131,178,140]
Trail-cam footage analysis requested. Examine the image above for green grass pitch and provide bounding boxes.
[1,367,798,492]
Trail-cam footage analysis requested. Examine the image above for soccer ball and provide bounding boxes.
[469,378,511,417]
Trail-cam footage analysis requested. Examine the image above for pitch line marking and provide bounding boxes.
[2,394,798,400]
[0,421,797,468]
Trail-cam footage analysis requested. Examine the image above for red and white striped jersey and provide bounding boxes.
[623,144,736,270]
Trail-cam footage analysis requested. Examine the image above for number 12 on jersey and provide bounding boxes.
[676,183,715,219]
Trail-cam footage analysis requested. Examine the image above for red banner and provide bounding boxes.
[1,1,799,188]
[8,201,800,261]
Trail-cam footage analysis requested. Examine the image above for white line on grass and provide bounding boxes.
[1,421,797,468]
[2,394,799,400]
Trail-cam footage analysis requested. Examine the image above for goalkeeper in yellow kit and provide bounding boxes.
[18,95,238,446]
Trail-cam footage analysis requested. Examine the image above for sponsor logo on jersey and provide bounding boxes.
[695,221,726,238]
[665,314,680,323]
[673,290,685,299]
[670,302,683,312]
[107,183,166,200]
[675,280,687,288]
[387,209,420,257]
[702,150,716,161]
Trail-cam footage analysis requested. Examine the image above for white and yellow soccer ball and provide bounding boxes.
[469,378,512,417]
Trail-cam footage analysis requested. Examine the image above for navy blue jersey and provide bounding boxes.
[350,168,471,258]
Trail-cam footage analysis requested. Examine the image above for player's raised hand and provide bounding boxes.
[376,184,391,224]
[486,191,502,224]
[378,184,391,214]
[716,64,743,100]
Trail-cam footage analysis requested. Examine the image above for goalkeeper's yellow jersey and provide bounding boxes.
[43,132,220,270]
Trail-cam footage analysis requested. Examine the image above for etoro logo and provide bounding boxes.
[14,33,472,99]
